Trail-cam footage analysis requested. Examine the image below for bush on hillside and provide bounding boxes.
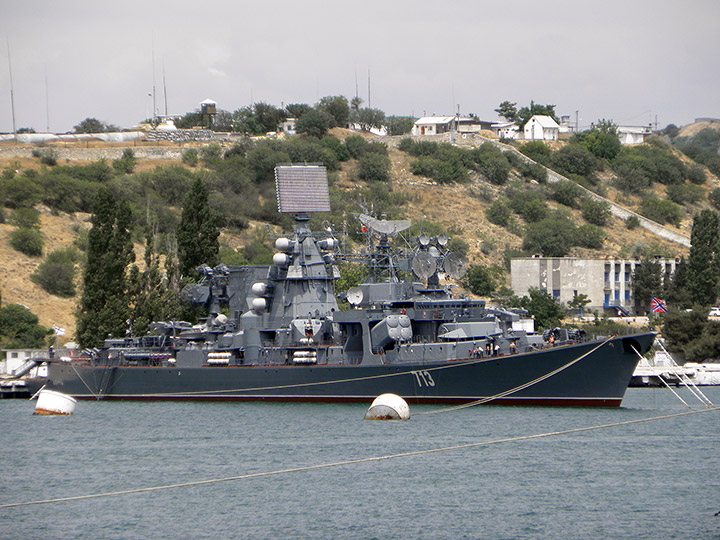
[519,141,552,165]
[486,198,512,227]
[9,227,44,256]
[581,198,611,226]
[30,247,78,297]
[182,148,199,167]
[358,152,391,182]
[639,196,683,226]
[665,183,705,205]
[549,181,584,208]
[9,207,40,229]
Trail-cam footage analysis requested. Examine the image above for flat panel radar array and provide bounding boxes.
[275,165,331,214]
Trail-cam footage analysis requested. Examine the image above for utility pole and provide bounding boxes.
[7,36,17,137]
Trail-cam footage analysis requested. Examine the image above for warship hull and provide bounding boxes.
[39,332,654,406]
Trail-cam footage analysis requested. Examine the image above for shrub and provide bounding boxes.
[640,196,683,226]
[433,159,469,184]
[626,215,640,229]
[686,164,707,185]
[465,265,496,296]
[581,198,611,226]
[9,227,44,256]
[506,186,549,222]
[522,214,576,257]
[9,207,40,228]
[709,188,720,210]
[343,134,369,159]
[519,141,552,164]
[613,163,651,194]
[518,161,548,183]
[358,152,391,182]
[486,198,512,227]
[549,181,584,208]
[549,143,599,177]
[397,137,414,153]
[112,149,136,174]
[321,136,350,161]
[477,153,510,185]
[410,156,438,177]
[182,149,199,166]
[574,224,605,249]
[199,143,223,165]
[665,183,705,205]
[30,248,77,297]
[39,149,58,166]
[1,176,43,208]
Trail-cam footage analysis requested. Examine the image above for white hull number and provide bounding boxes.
[412,370,435,387]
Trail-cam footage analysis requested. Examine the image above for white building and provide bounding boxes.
[523,115,560,141]
[617,125,652,145]
[1,349,48,378]
[412,116,456,136]
[491,122,520,140]
[277,118,297,135]
[511,256,681,315]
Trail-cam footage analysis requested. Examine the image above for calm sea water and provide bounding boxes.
[1,387,719,540]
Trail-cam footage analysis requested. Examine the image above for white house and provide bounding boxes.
[491,122,520,140]
[277,118,297,135]
[523,115,560,141]
[411,116,456,136]
[617,125,652,145]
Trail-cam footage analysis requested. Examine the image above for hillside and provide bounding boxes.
[2,124,717,344]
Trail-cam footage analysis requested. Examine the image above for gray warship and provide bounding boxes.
[36,165,655,406]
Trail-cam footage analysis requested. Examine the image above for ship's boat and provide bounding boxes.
[38,165,655,406]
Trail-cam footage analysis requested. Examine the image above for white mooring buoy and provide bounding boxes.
[34,389,77,415]
[364,393,410,420]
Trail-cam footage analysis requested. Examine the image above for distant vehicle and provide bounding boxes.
[709,307,720,317]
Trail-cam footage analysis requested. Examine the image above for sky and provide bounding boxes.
[1,0,719,133]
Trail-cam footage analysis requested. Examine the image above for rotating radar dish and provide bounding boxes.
[347,287,364,306]
[412,251,437,280]
[444,252,468,280]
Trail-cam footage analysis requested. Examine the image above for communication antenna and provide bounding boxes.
[6,36,17,136]
[275,164,330,214]
[346,287,363,306]
[358,214,411,236]
[162,58,168,118]
[412,251,437,280]
[443,252,468,280]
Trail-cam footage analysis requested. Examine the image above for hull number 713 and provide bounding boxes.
[412,370,435,387]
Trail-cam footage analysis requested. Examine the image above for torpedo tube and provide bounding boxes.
[364,393,410,420]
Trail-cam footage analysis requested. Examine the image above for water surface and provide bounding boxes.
[1,387,719,539]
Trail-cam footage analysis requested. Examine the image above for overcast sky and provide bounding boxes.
[2,0,719,133]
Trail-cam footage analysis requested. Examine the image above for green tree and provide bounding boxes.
[665,256,691,309]
[112,148,136,174]
[632,257,663,314]
[0,304,51,349]
[177,178,220,277]
[465,265,496,296]
[515,288,565,330]
[568,293,591,317]
[285,103,312,119]
[76,188,135,347]
[494,100,518,123]
[572,120,621,161]
[352,107,386,132]
[522,214,574,257]
[296,109,333,138]
[127,230,182,336]
[688,209,720,306]
[358,152,391,182]
[317,95,350,127]
[73,117,110,133]
[386,116,416,136]
[486,197,512,227]
[516,101,558,128]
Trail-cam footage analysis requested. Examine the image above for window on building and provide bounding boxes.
[553,290,560,299]
[614,290,620,301]
[625,290,630,301]
[625,272,630,282]
[604,272,609,282]
[615,272,620,282]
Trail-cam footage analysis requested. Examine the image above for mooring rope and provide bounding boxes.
[3,405,717,510]
[417,336,613,415]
